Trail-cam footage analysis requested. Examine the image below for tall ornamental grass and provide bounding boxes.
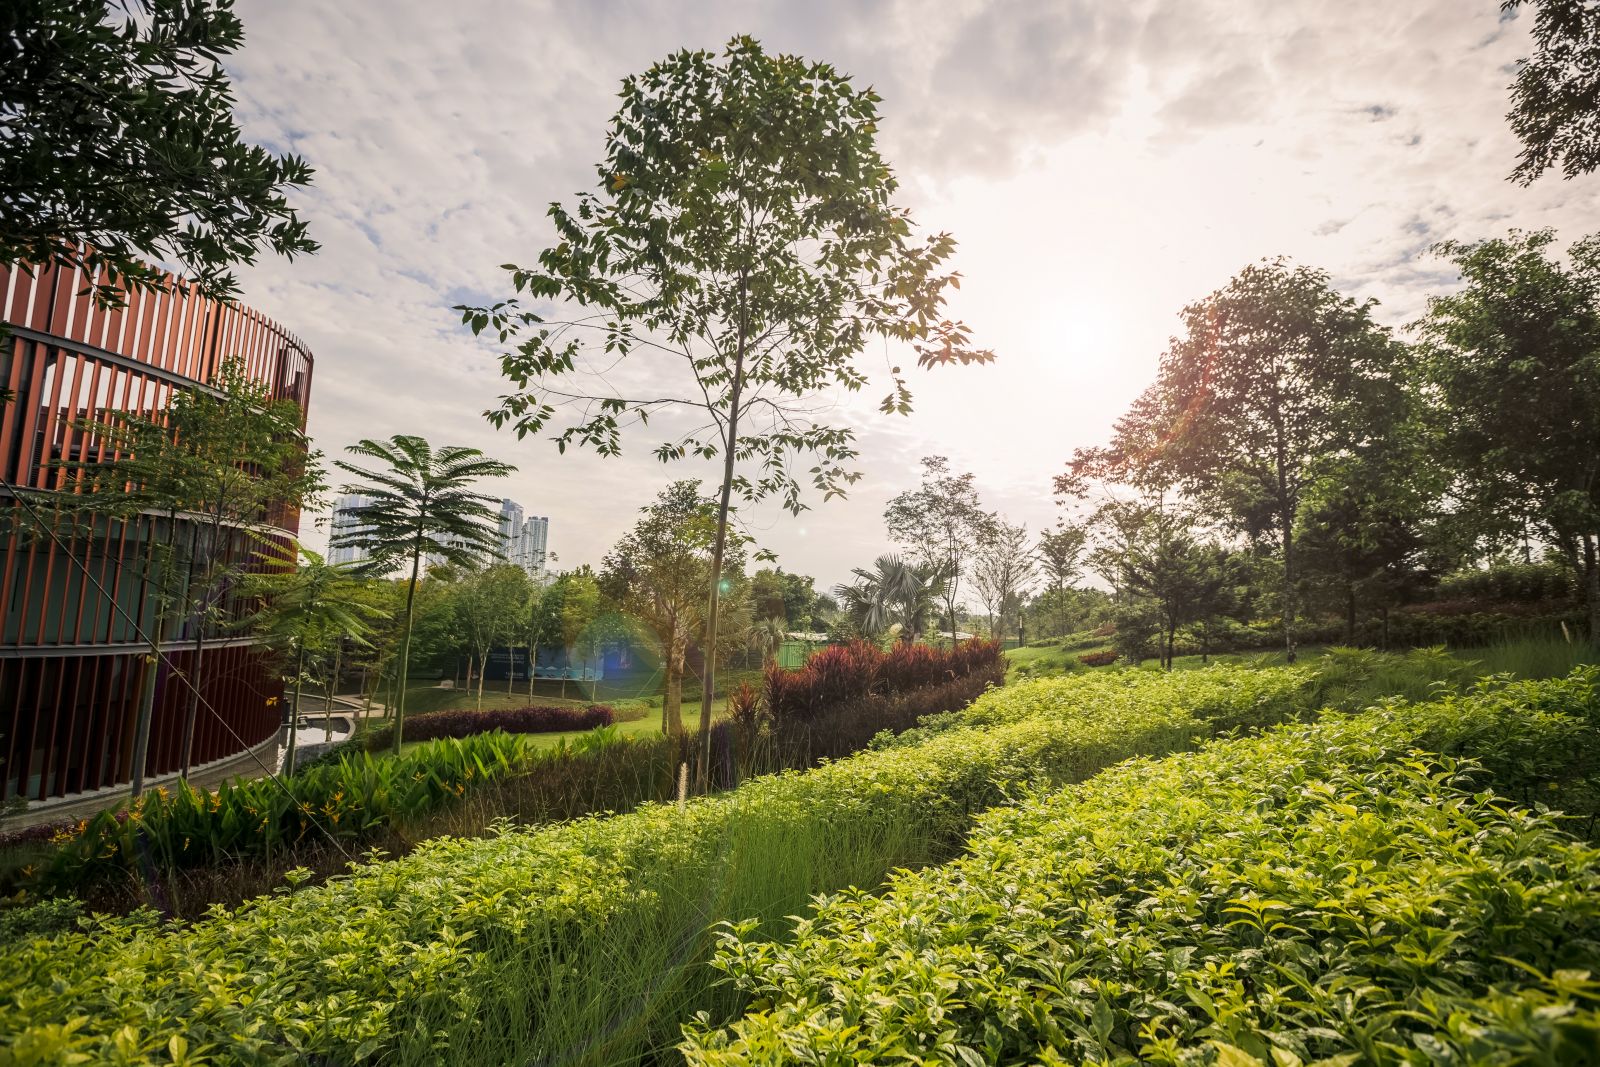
[686,669,1600,1065]
[0,665,1310,1065]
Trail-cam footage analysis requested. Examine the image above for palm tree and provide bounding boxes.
[331,436,514,754]
[745,615,788,665]
[242,545,384,775]
[833,555,944,644]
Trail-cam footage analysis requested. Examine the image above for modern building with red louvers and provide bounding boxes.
[0,260,313,805]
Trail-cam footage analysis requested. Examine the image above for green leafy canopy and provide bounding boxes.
[457,36,993,516]
[0,0,317,306]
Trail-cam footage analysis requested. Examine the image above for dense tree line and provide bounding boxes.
[1055,230,1600,661]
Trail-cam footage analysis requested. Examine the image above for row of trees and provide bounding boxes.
[1058,229,1600,663]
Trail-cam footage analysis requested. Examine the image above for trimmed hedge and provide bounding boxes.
[685,670,1600,1065]
[363,704,614,750]
[0,665,1315,1065]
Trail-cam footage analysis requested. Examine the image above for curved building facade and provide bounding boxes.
[0,261,313,804]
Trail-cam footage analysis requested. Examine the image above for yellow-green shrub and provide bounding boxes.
[0,666,1309,1065]
[685,670,1600,1065]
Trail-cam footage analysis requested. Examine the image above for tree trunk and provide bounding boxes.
[528,639,539,701]
[476,651,487,711]
[392,546,422,756]
[324,644,342,743]
[285,643,305,776]
[1280,516,1297,664]
[1586,534,1599,648]
[1345,582,1358,646]
[130,512,177,799]
[700,335,747,788]
[177,518,208,780]
[663,648,685,740]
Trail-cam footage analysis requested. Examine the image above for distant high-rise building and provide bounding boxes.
[497,499,524,550]
[328,493,375,567]
[487,497,552,579]
[518,515,550,578]
[421,498,549,576]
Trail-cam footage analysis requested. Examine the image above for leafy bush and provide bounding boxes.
[1432,559,1577,604]
[894,663,1316,749]
[0,896,80,942]
[10,732,541,892]
[685,670,1600,1065]
[363,704,614,750]
[1078,648,1118,666]
[0,664,1306,1065]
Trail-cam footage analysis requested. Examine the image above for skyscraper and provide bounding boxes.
[520,515,550,578]
[497,498,524,551]
[328,493,375,567]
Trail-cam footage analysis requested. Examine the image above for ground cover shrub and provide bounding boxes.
[0,663,1286,1065]
[363,703,615,749]
[891,662,1315,750]
[685,669,1600,1065]
[8,731,543,894]
[1078,648,1117,666]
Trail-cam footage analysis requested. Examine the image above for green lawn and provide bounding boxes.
[382,667,764,755]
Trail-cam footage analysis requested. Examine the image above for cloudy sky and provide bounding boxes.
[223,0,1599,592]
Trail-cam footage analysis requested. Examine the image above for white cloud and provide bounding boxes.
[224,0,1600,593]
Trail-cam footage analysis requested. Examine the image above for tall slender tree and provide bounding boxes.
[330,436,513,753]
[454,563,533,710]
[459,37,992,781]
[1035,524,1088,638]
[971,520,1036,643]
[885,456,996,644]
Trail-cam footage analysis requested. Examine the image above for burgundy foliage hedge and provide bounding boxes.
[365,704,615,750]
[1079,650,1119,667]
[764,640,1003,725]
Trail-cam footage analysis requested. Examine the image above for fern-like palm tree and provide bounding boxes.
[744,614,788,665]
[331,436,514,753]
[833,555,944,644]
[241,545,385,775]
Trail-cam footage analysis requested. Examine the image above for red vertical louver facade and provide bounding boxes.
[0,260,313,803]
